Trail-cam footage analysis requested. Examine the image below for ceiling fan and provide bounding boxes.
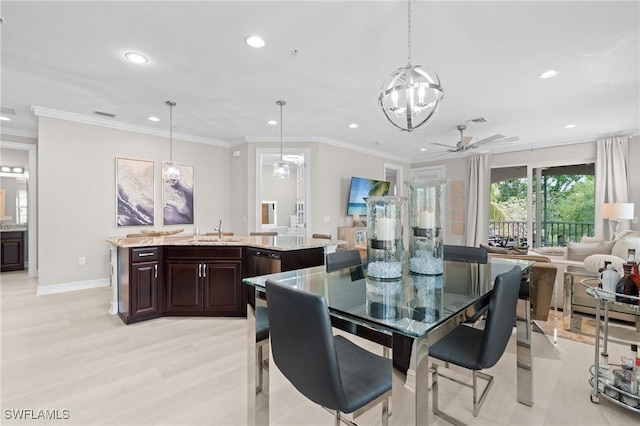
[432,124,519,153]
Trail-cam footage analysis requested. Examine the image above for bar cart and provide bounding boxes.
[582,278,640,413]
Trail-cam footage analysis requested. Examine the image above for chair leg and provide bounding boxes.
[335,410,340,426]
[256,344,263,393]
[382,396,389,426]
[431,363,494,426]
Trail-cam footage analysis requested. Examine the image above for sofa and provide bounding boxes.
[528,230,640,327]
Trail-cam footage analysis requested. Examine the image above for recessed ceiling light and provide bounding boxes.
[148,116,160,122]
[267,120,277,125]
[0,166,10,172]
[0,116,10,121]
[12,167,23,173]
[565,124,576,129]
[245,35,265,48]
[349,123,358,129]
[124,51,149,64]
[539,70,559,79]
[419,148,427,152]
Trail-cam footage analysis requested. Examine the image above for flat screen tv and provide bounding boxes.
[347,176,391,216]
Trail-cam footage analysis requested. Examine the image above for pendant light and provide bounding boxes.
[378,0,444,132]
[163,100,180,180]
[273,100,290,179]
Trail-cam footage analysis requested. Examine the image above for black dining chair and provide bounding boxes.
[429,266,521,425]
[443,244,488,263]
[265,279,392,426]
[250,231,278,236]
[325,249,362,272]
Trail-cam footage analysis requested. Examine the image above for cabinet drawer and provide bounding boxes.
[165,246,243,260]
[131,247,159,262]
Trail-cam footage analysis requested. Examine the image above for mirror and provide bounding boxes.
[261,201,277,226]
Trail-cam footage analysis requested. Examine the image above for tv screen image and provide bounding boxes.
[347,177,391,216]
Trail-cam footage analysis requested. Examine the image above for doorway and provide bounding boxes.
[0,141,37,276]
[256,148,311,237]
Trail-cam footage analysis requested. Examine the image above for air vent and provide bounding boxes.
[466,117,488,125]
[1,107,16,115]
[93,110,116,118]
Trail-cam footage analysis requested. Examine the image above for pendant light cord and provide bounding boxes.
[407,0,412,66]
[166,100,176,163]
[277,100,286,161]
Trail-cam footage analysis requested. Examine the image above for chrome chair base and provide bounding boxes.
[323,391,390,426]
[431,363,494,426]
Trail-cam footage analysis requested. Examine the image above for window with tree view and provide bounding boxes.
[490,163,595,248]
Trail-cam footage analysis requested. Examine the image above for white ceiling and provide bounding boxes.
[1,1,638,163]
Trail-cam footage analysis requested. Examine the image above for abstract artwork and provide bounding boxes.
[162,163,194,225]
[116,157,154,226]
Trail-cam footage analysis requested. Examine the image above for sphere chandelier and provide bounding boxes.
[379,0,444,132]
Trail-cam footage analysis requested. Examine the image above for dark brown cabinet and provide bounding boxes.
[164,247,245,317]
[1,231,25,272]
[118,247,162,324]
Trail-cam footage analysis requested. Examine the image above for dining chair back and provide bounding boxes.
[312,233,332,240]
[443,245,488,263]
[250,231,278,236]
[265,279,391,424]
[325,249,362,272]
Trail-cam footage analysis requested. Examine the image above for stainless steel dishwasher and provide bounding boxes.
[246,248,282,277]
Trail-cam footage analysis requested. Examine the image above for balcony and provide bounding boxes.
[489,220,594,247]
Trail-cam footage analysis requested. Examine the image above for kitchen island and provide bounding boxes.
[107,234,343,324]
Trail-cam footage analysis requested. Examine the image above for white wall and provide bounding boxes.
[37,117,230,287]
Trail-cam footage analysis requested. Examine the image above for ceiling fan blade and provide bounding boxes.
[472,134,505,146]
[478,135,520,146]
[432,142,457,149]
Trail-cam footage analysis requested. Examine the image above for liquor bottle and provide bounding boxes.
[628,249,639,287]
[615,263,639,305]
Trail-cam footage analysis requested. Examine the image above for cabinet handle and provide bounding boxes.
[138,252,154,257]
[198,263,202,277]
[202,264,207,278]
[154,264,158,278]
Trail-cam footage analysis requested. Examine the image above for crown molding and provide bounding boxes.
[236,134,412,164]
[30,106,230,147]
[0,126,38,139]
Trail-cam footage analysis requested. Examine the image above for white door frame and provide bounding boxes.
[0,140,38,277]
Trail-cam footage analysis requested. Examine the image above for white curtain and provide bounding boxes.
[465,154,490,247]
[595,137,629,239]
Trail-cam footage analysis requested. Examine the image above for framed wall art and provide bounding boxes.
[162,163,194,225]
[116,157,155,226]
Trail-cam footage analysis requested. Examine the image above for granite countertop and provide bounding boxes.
[106,234,346,251]
[0,226,27,232]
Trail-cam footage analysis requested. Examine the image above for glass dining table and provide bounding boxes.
[243,257,535,425]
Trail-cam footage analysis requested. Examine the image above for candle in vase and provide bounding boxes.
[375,218,395,241]
[418,210,436,229]
[353,213,360,226]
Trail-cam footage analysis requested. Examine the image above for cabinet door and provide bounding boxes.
[165,261,203,311]
[130,261,159,316]
[202,261,244,315]
[1,233,24,271]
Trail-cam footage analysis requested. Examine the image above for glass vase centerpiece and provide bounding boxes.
[405,179,449,275]
[365,196,406,279]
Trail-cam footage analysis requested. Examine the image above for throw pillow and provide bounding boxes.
[481,244,529,255]
[581,236,604,244]
[583,254,625,274]
[565,242,611,261]
[611,231,640,260]
[531,246,566,257]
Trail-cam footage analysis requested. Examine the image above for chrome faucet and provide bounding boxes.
[214,219,223,238]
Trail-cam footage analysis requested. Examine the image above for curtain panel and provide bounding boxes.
[595,137,629,239]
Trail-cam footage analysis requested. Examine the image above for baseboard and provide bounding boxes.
[36,278,110,295]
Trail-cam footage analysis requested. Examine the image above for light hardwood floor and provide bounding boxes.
[1,270,639,425]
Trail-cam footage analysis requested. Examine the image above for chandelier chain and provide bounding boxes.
[407,0,412,65]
